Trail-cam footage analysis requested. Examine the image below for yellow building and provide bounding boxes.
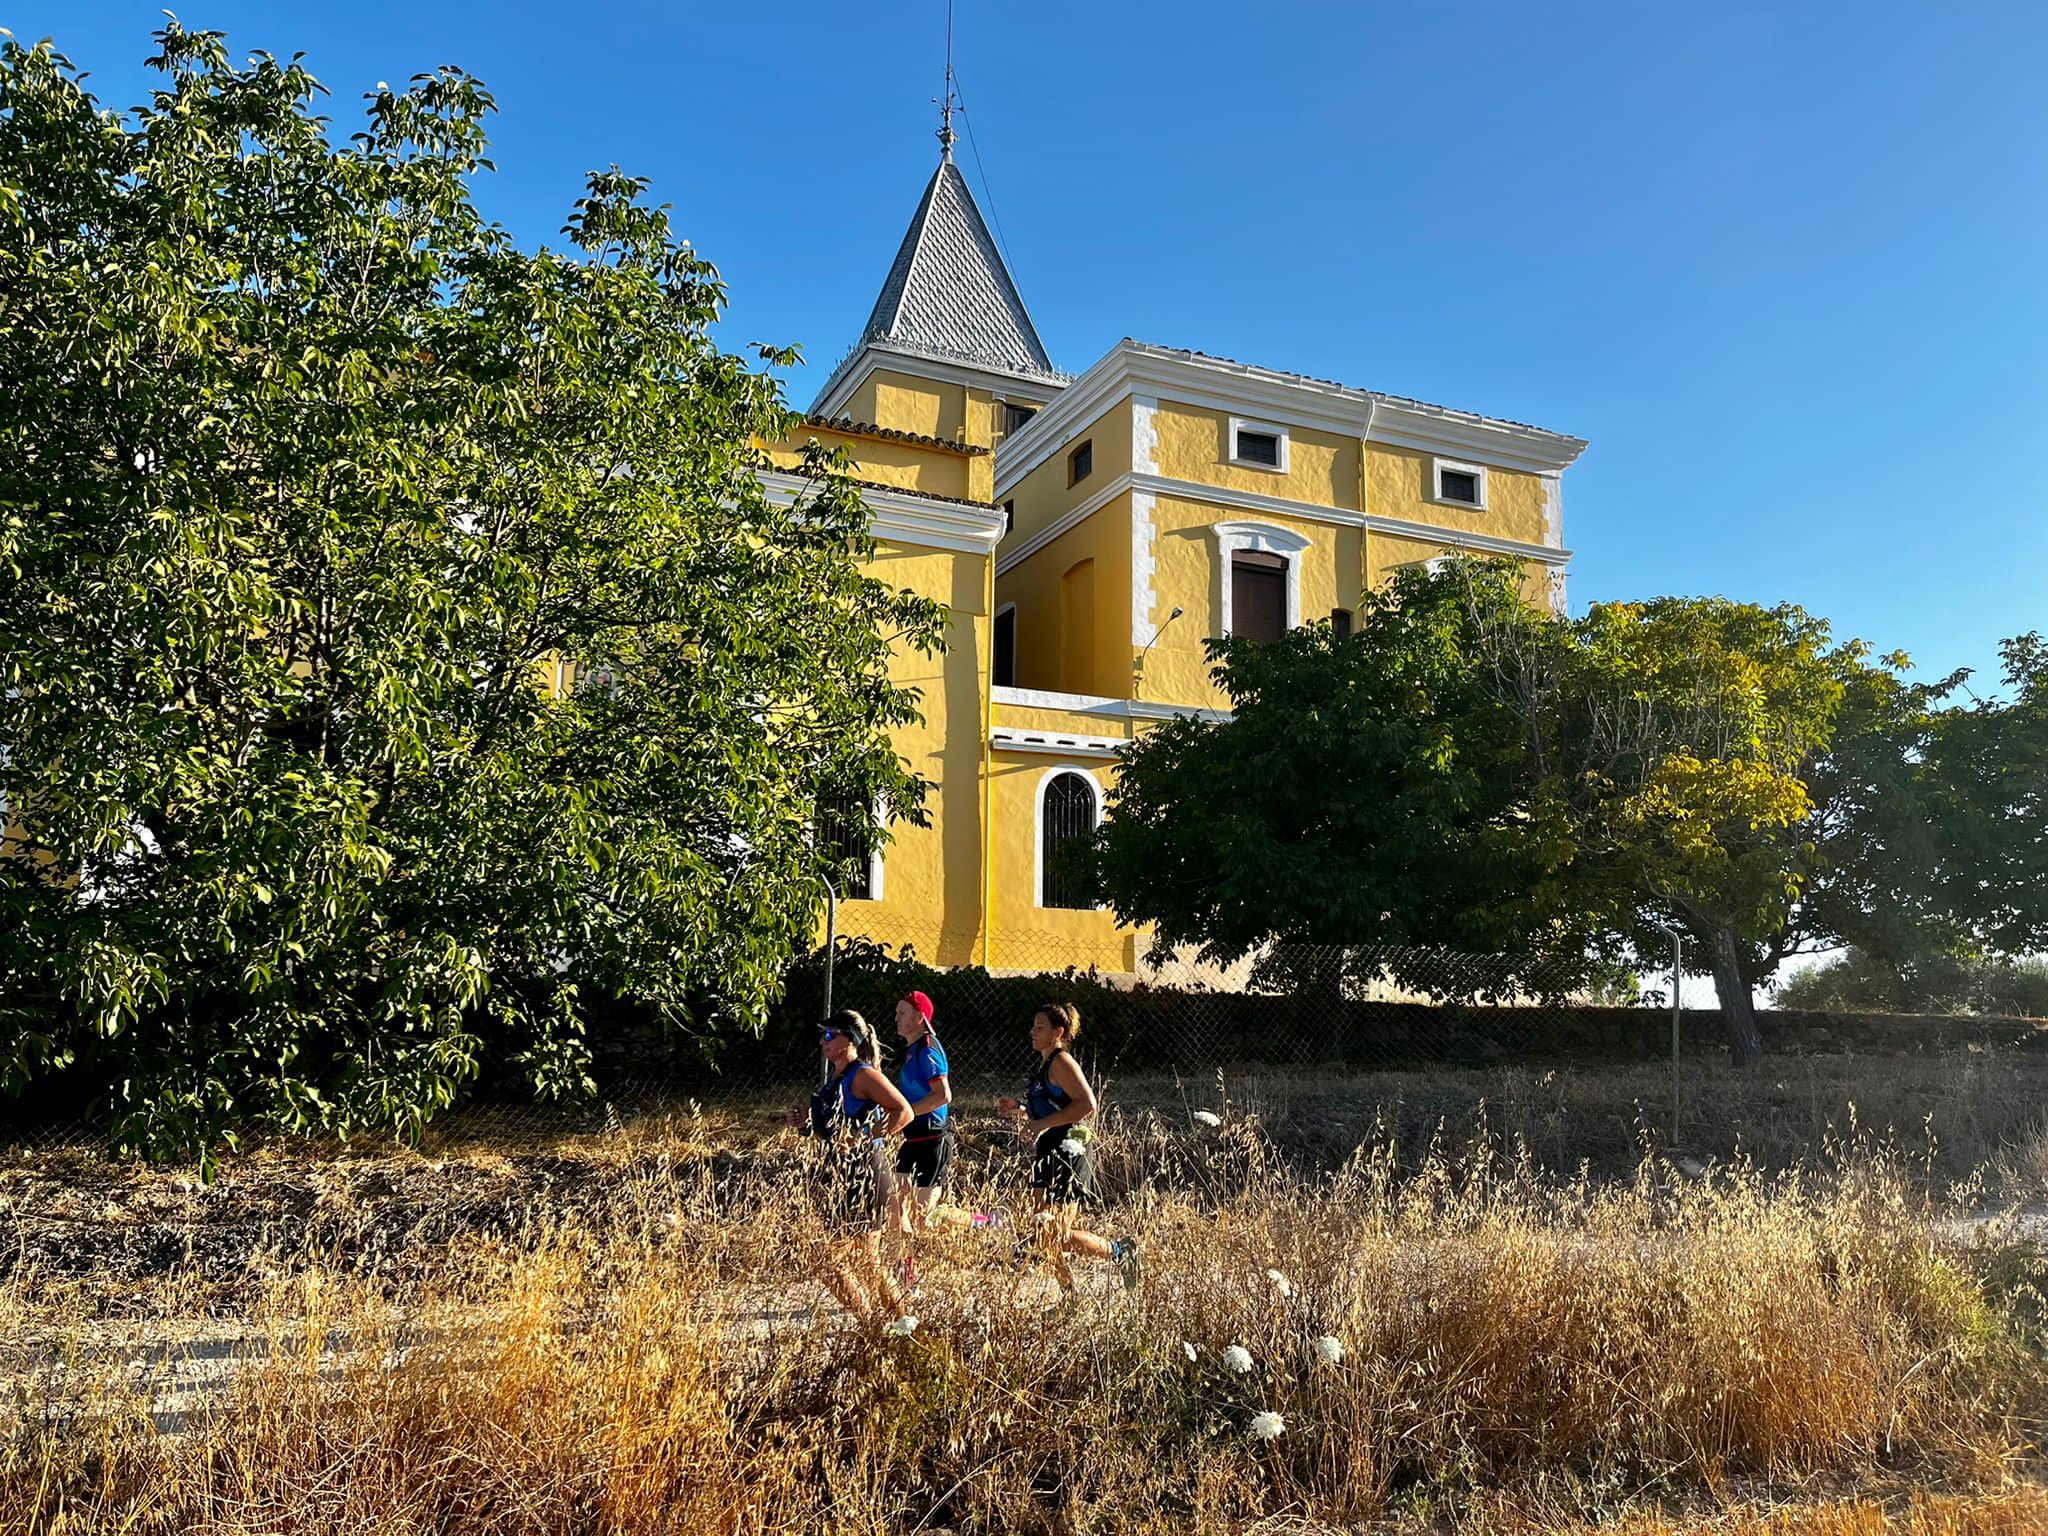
[766,138,1587,975]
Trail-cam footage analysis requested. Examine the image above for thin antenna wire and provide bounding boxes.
[952,76,1017,277]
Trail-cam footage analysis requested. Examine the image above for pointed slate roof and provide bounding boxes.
[815,159,1059,409]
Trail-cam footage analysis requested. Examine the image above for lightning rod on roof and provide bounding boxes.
[936,0,959,161]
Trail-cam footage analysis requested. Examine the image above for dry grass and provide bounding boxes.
[5,1100,2046,1534]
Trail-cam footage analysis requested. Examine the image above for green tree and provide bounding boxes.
[0,27,943,1159]
[1094,561,1608,998]
[1098,561,1914,1064]
[1926,633,2048,954]
[1541,597,1864,1064]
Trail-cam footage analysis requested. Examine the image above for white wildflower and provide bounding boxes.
[1222,1344,1254,1374]
[1314,1334,1344,1365]
[1181,1340,1198,1363]
[887,1315,919,1337]
[1060,1136,1086,1156]
[375,81,388,92]
[1266,1268,1293,1298]
[1191,1110,1222,1128]
[1250,1410,1286,1441]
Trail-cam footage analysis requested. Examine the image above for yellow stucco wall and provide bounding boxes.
[999,399,1133,547]
[1365,443,1552,548]
[1137,494,1358,709]
[762,425,976,502]
[1151,398,1360,510]
[985,749,1134,974]
[826,537,990,968]
[994,493,1132,697]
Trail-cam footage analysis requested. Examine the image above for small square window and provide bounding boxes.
[1330,607,1353,639]
[1002,402,1037,436]
[1434,459,1486,508]
[1236,431,1280,466]
[1229,418,1290,472]
[1068,440,1093,486]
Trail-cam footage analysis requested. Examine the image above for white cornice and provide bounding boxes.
[1369,398,1589,475]
[995,339,1587,495]
[989,727,1127,760]
[996,471,1570,575]
[813,342,1068,422]
[759,469,1004,556]
[993,685,1231,724]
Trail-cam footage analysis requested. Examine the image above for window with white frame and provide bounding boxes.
[1228,417,1290,472]
[1211,520,1310,639]
[1230,551,1288,643]
[1036,769,1101,910]
[1432,458,1487,509]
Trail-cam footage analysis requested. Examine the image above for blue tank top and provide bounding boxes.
[809,1065,881,1140]
[1025,1050,1075,1123]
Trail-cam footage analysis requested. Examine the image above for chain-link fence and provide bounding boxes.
[7,929,2047,1160]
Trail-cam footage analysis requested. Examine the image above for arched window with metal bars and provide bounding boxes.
[1038,770,1099,910]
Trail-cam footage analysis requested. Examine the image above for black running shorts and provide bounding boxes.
[894,1129,954,1190]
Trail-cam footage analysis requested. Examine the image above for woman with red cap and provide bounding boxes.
[889,990,954,1284]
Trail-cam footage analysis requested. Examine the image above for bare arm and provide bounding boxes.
[855,1065,914,1137]
[907,1073,950,1120]
[1025,1055,1097,1136]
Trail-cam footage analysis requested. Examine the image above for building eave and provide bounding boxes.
[758,468,1005,556]
[811,339,1068,420]
[995,339,1588,496]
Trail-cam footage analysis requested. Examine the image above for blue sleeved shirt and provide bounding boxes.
[897,1034,950,1134]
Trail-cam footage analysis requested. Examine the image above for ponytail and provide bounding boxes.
[1034,1000,1082,1043]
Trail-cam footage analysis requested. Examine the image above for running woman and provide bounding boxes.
[889,990,954,1287]
[783,1009,913,1322]
[995,1001,1138,1293]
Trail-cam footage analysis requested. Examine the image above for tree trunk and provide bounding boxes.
[1702,918,1765,1066]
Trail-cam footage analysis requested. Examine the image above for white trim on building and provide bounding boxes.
[1211,520,1310,638]
[1032,765,1105,910]
[758,469,1006,556]
[1227,416,1291,474]
[1430,457,1489,511]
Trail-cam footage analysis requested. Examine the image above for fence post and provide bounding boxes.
[820,875,838,1023]
[1656,923,1684,1148]
[1668,928,1683,1148]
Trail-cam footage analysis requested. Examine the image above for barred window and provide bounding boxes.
[818,791,877,902]
[1039,771,1098,910]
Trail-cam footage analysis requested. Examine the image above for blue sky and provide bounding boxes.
[26,1,2048,693]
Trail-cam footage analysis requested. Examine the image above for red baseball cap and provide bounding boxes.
[903,990,935,1024]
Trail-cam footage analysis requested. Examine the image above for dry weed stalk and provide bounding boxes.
[4,1112,2044,1534]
